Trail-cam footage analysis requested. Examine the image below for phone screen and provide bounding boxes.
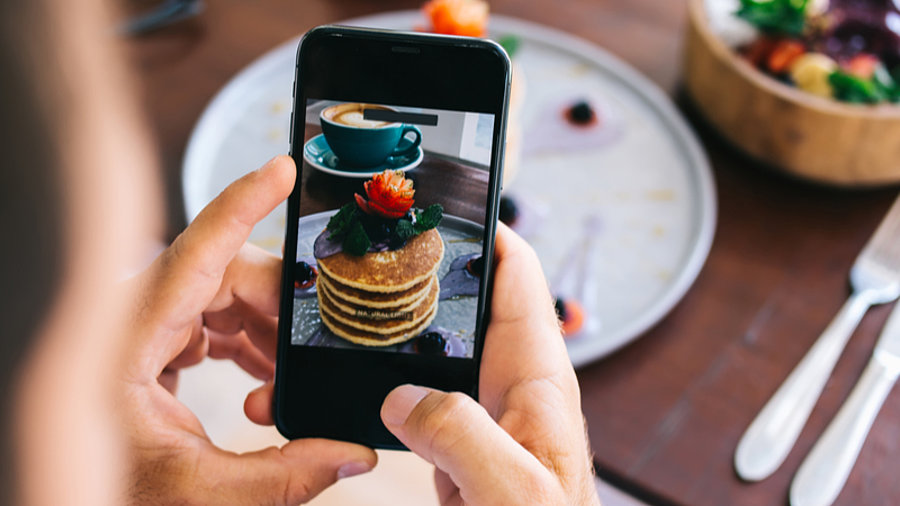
[290,99,494,359]
[275,26,509,447]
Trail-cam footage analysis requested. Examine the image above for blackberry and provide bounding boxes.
[567,100,595,125]
[294,261,318,289]
[553,296,567,321]
[465,255,484,277]
[498,195,519,226]
[415,331,447,356]
[361,215,395,243]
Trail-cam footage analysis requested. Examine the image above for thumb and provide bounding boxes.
[381,385,559,504]
[210,439,377,505]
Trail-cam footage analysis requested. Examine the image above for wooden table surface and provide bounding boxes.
[126,1,900,504]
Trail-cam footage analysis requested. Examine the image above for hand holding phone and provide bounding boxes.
[121,157,377,505]
[379,224,601,505]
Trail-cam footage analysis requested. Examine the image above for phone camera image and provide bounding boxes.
[290,99,495,359]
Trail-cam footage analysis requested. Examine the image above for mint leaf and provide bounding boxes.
[497,35,520,58]
[327,203,357,239]
[414,204,443,233]
[342,221,371,256]
[394,219,415,242]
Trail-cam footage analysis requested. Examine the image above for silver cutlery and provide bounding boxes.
[735,194,900,481]
[789,300,900,506]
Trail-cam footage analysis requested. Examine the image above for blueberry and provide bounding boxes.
[498,195,519,226]
[567,100,595,124]
[465,255,484,277]
[415,331,448,355]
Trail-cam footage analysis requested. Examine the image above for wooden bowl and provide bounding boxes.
[683,0,900,186]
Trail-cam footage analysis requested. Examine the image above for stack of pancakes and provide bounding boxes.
[316,228,444,346]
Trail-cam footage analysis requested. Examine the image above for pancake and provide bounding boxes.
[318,275,438,335]
[318,270,432,309]
[317,228,444,293]
[320,304,438,347]
[320,274,435,316]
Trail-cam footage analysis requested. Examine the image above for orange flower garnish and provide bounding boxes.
[355,170,416,219]
[422,0,489,37]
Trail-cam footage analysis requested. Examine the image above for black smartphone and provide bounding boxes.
[274,25,510,449]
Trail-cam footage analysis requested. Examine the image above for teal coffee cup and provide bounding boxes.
[320,103,422,169]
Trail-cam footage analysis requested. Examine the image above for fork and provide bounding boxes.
[734,194,900,482]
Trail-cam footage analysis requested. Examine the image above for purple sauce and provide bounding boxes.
[313,231,343,259]
[439,253,482,300]
[306,325,335,347]
[523,94,623,156]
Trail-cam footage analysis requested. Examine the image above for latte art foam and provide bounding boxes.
[333,109,391,128]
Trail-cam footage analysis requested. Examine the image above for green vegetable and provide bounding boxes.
[736,0,809,36]
[326,203,358,239]
[414,204,443,233]
[394,219,416,242]
[325,203,444,257]
[829,70,890,104]
[872,65,900,103]
[497,35,520,58]
[341,221,371,257]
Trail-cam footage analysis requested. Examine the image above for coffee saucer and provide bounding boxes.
[302,134,424,178]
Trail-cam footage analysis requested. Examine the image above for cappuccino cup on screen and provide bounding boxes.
[320,103,422,169]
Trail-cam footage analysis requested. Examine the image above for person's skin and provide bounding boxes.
[121,156,378,504]
[380,226,600,505]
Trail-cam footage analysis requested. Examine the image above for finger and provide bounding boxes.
[483,225,593,498]
[381,385,561,504]
[481,224,575,407]
[206,242,283,317]
[244,381,274,425]
[207,330,274,381]
[489,223,560,332]
[434,468,460,505]
[135,156,295,375]
[241,309,278,362]
[158,369,179,393]
[203,297,278,361]
[188,439,377,505]
[165,317,209,371]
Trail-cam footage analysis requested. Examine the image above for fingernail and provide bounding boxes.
[337,461,372,480]
[381,384,430,426]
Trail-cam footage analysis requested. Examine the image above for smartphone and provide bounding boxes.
[274,25,510,449]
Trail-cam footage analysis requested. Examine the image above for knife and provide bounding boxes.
[790,302,900,506]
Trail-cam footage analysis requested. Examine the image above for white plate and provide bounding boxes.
[182,11,716,367]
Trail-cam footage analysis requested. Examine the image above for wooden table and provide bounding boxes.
[126,1,900,504]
